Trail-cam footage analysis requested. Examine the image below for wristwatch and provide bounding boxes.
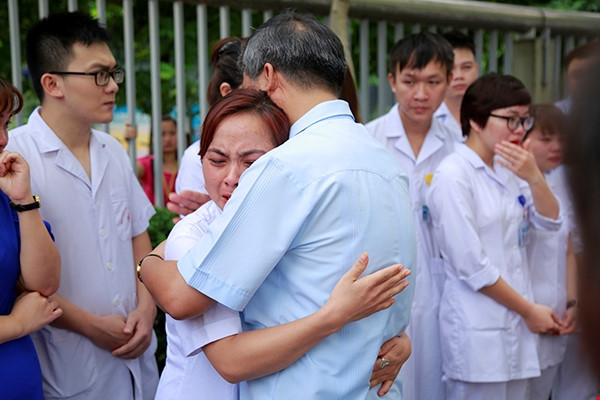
[10,195,41,212]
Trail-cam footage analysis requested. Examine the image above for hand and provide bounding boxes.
[495,140,544,184]
[112,305,156,359]
[370,333,411,396]
[322,253,410,328]
[167,190,211,221]
[87,314,133,352]
[10,292,62,337]
[523,302,562,334]
[0,151,32,202]
[559,306,577,335]
[124,122,137,140]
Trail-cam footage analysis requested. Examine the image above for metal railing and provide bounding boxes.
[5,0,600,205]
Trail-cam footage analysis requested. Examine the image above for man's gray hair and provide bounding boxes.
[240,9,347,96]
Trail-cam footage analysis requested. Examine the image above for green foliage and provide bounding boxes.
[147,206,177,248]
[154,308,167,373]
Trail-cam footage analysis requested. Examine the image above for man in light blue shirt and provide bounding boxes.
[142,10,416,399]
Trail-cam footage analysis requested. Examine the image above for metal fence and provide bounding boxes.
[6,0,600,205]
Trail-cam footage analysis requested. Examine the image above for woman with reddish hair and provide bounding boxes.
[154,89,411,399]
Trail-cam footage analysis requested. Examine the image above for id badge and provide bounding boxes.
[517,194,530,247]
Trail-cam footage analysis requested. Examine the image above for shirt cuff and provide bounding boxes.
[463,263,501,292]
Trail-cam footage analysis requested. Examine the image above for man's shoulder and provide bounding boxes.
[9,121,37,141]
[7,122,44,156]
[365,107,396,131]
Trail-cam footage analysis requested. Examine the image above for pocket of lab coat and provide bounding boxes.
[110,188,133,241]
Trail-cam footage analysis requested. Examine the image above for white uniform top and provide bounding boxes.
[427,144,562,383]
[366,104,457,400]
[175,140,207,194]
[8,108,158,399]
[157,200,241,400]
[526,166,571,369]
[434,101,465,143]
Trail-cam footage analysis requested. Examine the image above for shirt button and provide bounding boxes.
[107,262,114,271]
[113,297,121,306]
[100,229,106,237]
[516,268,522,274]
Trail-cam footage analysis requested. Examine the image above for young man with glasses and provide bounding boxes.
[8,12,159,399]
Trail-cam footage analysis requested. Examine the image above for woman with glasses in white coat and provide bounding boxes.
[427,73,563,400]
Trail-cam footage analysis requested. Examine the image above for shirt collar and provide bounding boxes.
[26,107,110,153]
[383,104,448,142]
[289,100,354,139]
[457,143,513,186]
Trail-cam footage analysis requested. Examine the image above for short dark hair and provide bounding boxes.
[388,32,454,79]
[460,73,531,137]
[442,30,475,55]
[26,11,111,102]
[199,89,290,160]
[240,9,346,96]
[564,42,600,71]
[206,37,246,107]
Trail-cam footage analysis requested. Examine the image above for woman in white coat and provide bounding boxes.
[427,73,563,400]
[524,104,578,399]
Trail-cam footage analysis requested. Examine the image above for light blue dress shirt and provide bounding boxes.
[178,100,416,399]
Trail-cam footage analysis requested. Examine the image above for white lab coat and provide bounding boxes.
[157,200,241,400]
[367,104,457,400]
[434,101,465,143]
[8,108,158,399]
[527,167,570,370]
[427,144,562,383]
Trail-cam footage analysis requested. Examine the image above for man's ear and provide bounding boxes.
[387,72,396,93]
[40,73,65,100]
[262,63,279,93]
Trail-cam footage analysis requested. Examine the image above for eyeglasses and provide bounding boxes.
[48,69,125,87]
[489,113,535,131]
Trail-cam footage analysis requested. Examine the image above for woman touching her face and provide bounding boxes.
[427,74,562,400]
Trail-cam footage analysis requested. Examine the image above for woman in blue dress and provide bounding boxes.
[0,76,62,399]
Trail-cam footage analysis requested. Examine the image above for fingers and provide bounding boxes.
[112,332,148,359]
[550,310,561,325]
[122,317,136,335]
[347,253,369,281]
[166,201,187,216]
[47,298,62,319]
[378,336,400,355]
[167,190,212,217]
[367,263,407,287]
[377,380,393,397]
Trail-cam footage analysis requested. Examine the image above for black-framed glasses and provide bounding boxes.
[489,113,535,131]
[48,69,125,87]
